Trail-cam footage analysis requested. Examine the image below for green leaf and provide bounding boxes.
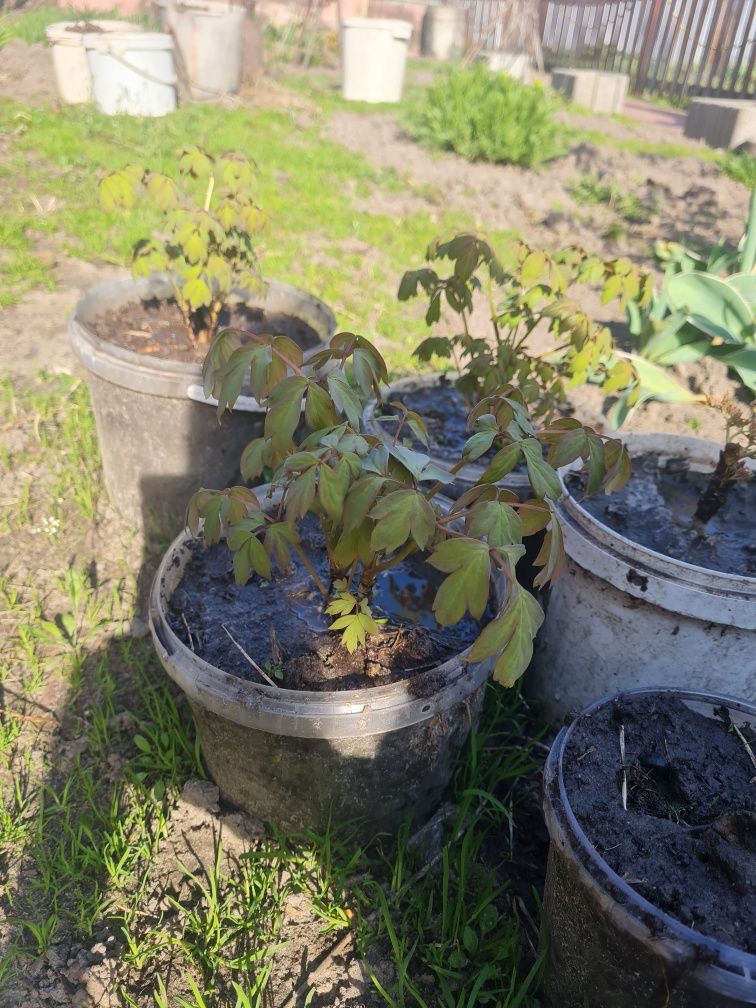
[305,383,338,430]
[429,539,491,624]
[519,439,562,499]
[533,515,564,589]
[468,586,543,686]
[179,147,213,177]
[264,377,307,458]
[369,490,437,553]
[413,336,452,361]
[318,459,351,522]
[330,611,382,653]
[463,429,496,462]
[343,475,385,532]
[99,169,138,212]
[466,501,522,547]
[388,442,454,484]
[621,352,700,404]
[285,466,317,521]
[184,230,207,264]
[240,437,268,481]
[327,372,363,429]
[666,271,754,344]
[520,251,547,285]
[182,276,212,311]
[480,443,521,484]
[146,173,179,211]
[264,522,298,567]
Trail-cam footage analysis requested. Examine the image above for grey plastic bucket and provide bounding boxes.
[68,273,336,533]
[542,687,756,1008]
[148,493,498,838]
[155,0,245,100]
[529,434,756,721]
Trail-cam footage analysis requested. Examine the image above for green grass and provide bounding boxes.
[570,171,656,224]
[722,150,756,189]
[0,5,151,47]
[0,373,545,1006]
[0,99,480,363]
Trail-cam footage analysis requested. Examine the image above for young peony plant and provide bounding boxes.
[99,147,265,347]
[188,329,630,686]
[399,233,654,420]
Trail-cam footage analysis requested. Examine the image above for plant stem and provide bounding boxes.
[424,458,468,502]
[741,188,756,273]
[203,174,216,213]
[694,443,742,523]
[290,541,330,599]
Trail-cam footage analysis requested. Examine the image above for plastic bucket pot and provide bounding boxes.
[149,491,498,839]
[68,273,336,532]
[529,434,756,721]
[45,20,141,104]
[84,30,177,116]
[341,18,412,103]
[420,4,467,61]
[542,687,756,1008]
[157,0,246,101]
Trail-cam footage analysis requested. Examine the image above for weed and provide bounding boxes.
[722,150,756,189]
[570,172,656,224]
[404,65,564,168]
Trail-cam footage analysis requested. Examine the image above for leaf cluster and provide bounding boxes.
[399,232,652,419]
[99,148,265,345]
[615,189,756,427]
[188,327,629,685]
[403,64,564,168]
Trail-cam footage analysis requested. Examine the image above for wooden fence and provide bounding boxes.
[460,0,755,102]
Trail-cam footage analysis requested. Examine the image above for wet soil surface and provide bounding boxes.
[167,516,485,691]
[91,297,321,365]
[564,693,756,952]
[568,452,756,576]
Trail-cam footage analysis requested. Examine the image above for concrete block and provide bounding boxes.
[684,98,756,150]
[479,50,531,81]
[551,68,628,114]
[421,3,467,61]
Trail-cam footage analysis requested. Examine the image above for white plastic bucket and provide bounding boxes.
[420,5,467,61]
[529,434,756,720]
[341,18,412,103]
[155,0,245,101]
[85,31,177,117]
[45,20,141,104]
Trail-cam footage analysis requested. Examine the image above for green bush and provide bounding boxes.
[403,64,564,168]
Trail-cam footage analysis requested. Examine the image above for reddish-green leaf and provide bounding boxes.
[468,586,543,686]
[318,459,351,522]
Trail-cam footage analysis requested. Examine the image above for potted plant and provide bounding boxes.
[609,187,756,427]
[148,326,628,837]
[541,686,756,1007]
[69,147,335,531]
[530,397,756,719]
[364,232,651,500]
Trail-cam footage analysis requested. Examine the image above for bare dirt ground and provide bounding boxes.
[0,40,58,104]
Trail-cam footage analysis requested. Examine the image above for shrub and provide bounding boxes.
[403,64,564,168]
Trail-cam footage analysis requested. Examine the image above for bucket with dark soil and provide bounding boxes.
[69,272,335,533]
[530,433,756,719]
[542,687,756,1008]
[149,498,500,839]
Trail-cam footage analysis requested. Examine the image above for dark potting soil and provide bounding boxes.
[564,693,756,953]
[377,379,490,463]
[567,452,756,577]
[167,516,486,692]
[91,298,321,365]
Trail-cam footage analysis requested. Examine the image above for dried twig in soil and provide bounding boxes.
[221,623,276,687]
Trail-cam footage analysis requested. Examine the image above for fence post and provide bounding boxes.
[634,0,664,94]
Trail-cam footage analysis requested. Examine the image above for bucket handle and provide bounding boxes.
[98,46,177,88]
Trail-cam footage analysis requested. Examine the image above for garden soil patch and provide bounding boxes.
[568,452,756,576]
[167,515,484,691]
[0,41,58,103]
[563,693,756,952]
[91,298,322,364]
[326,111,749,265]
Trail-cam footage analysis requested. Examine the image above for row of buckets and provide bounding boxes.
[46,1,245,116]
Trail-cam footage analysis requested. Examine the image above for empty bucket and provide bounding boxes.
[45,20,141,104]
[155,0,246,101]
[341,18,413,103]
[84,31,177,117]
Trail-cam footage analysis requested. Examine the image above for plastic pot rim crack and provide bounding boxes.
[544,686,756,998]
